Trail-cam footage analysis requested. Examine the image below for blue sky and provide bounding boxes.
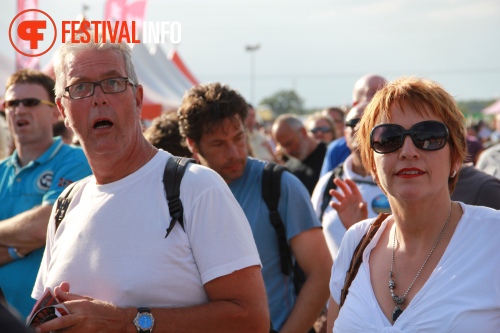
[2,0,499,109]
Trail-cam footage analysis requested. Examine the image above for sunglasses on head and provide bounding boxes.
[3,98,55,110]
[370,120,449,154]
[345,117,361,128]
[311,126,332,134]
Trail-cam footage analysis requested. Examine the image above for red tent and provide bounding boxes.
[168,49,199,86]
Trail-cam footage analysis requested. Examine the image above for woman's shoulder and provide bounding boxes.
[460,202,500,222]
[457,202,500,235]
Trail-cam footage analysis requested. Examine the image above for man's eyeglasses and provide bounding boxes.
[64,77,135,100]
[310,126,332,134]
[345,118,361,129]
[370,120,449,154]
[3,98,55,110]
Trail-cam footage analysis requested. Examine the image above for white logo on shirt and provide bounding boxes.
[37,171,53,191]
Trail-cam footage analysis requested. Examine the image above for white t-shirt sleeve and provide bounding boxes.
[182,164,261,284]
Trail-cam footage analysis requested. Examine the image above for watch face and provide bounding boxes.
[137,314,153,329]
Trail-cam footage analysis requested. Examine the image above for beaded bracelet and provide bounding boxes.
[8,247,25,260]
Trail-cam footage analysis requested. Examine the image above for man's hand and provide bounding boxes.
[329,178,368,230]
[35,282,128,333]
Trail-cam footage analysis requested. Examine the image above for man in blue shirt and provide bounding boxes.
[320,74,387,177]
[178,82,332,332]
[319,136,350,177]
[0,69,92,319]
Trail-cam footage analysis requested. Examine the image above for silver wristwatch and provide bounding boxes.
[133,307,154,333]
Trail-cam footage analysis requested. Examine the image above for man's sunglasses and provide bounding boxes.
[3,98,55,110]
[310,126,332,134]
[370,120,449,154]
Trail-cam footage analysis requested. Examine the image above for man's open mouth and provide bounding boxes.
[93,120,113,129]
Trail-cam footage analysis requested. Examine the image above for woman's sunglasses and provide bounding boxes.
[310,126,332,134]
[370,120,449,154]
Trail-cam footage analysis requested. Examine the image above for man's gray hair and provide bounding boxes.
[53,31,139,98]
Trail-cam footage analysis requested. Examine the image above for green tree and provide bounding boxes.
[457,99,496,116]
[259,90,305,116]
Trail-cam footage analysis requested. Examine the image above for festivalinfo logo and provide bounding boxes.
[9,9,182,57]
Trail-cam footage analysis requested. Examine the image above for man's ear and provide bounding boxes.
[56,98,65,117]
[134,85,143,113]
[185,137,200,162]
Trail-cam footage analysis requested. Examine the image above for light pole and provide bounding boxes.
[245,44,260,105]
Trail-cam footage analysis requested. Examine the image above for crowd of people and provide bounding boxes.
[0,31,499,332]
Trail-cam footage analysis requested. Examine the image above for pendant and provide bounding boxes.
[392,306,403,323]
[392,295,404,305]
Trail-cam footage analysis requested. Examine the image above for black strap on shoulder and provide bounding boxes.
[54,180,85,232]
[319,164,344,221]
[163,156,196,238]
[262,162,292,276]
[339,212,389,308]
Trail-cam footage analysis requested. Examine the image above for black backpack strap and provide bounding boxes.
[54,179,85,232]
[163,156,196,238]
[262,162,293,276]
[319,164,344,221]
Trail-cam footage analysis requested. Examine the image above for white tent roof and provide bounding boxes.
[131,43,193,109]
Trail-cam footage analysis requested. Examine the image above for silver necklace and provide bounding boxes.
[388,204,452,323]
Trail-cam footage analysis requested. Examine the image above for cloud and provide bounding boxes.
[427,0,500,21]
[309,0,499,22]
[309,0,407,20]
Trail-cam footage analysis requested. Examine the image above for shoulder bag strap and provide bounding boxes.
[339,212,389,308]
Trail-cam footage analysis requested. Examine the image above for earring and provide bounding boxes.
[451,170,457,178]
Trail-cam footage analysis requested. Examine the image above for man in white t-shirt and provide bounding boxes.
[312,102,389,259]
[31,32,269,333]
